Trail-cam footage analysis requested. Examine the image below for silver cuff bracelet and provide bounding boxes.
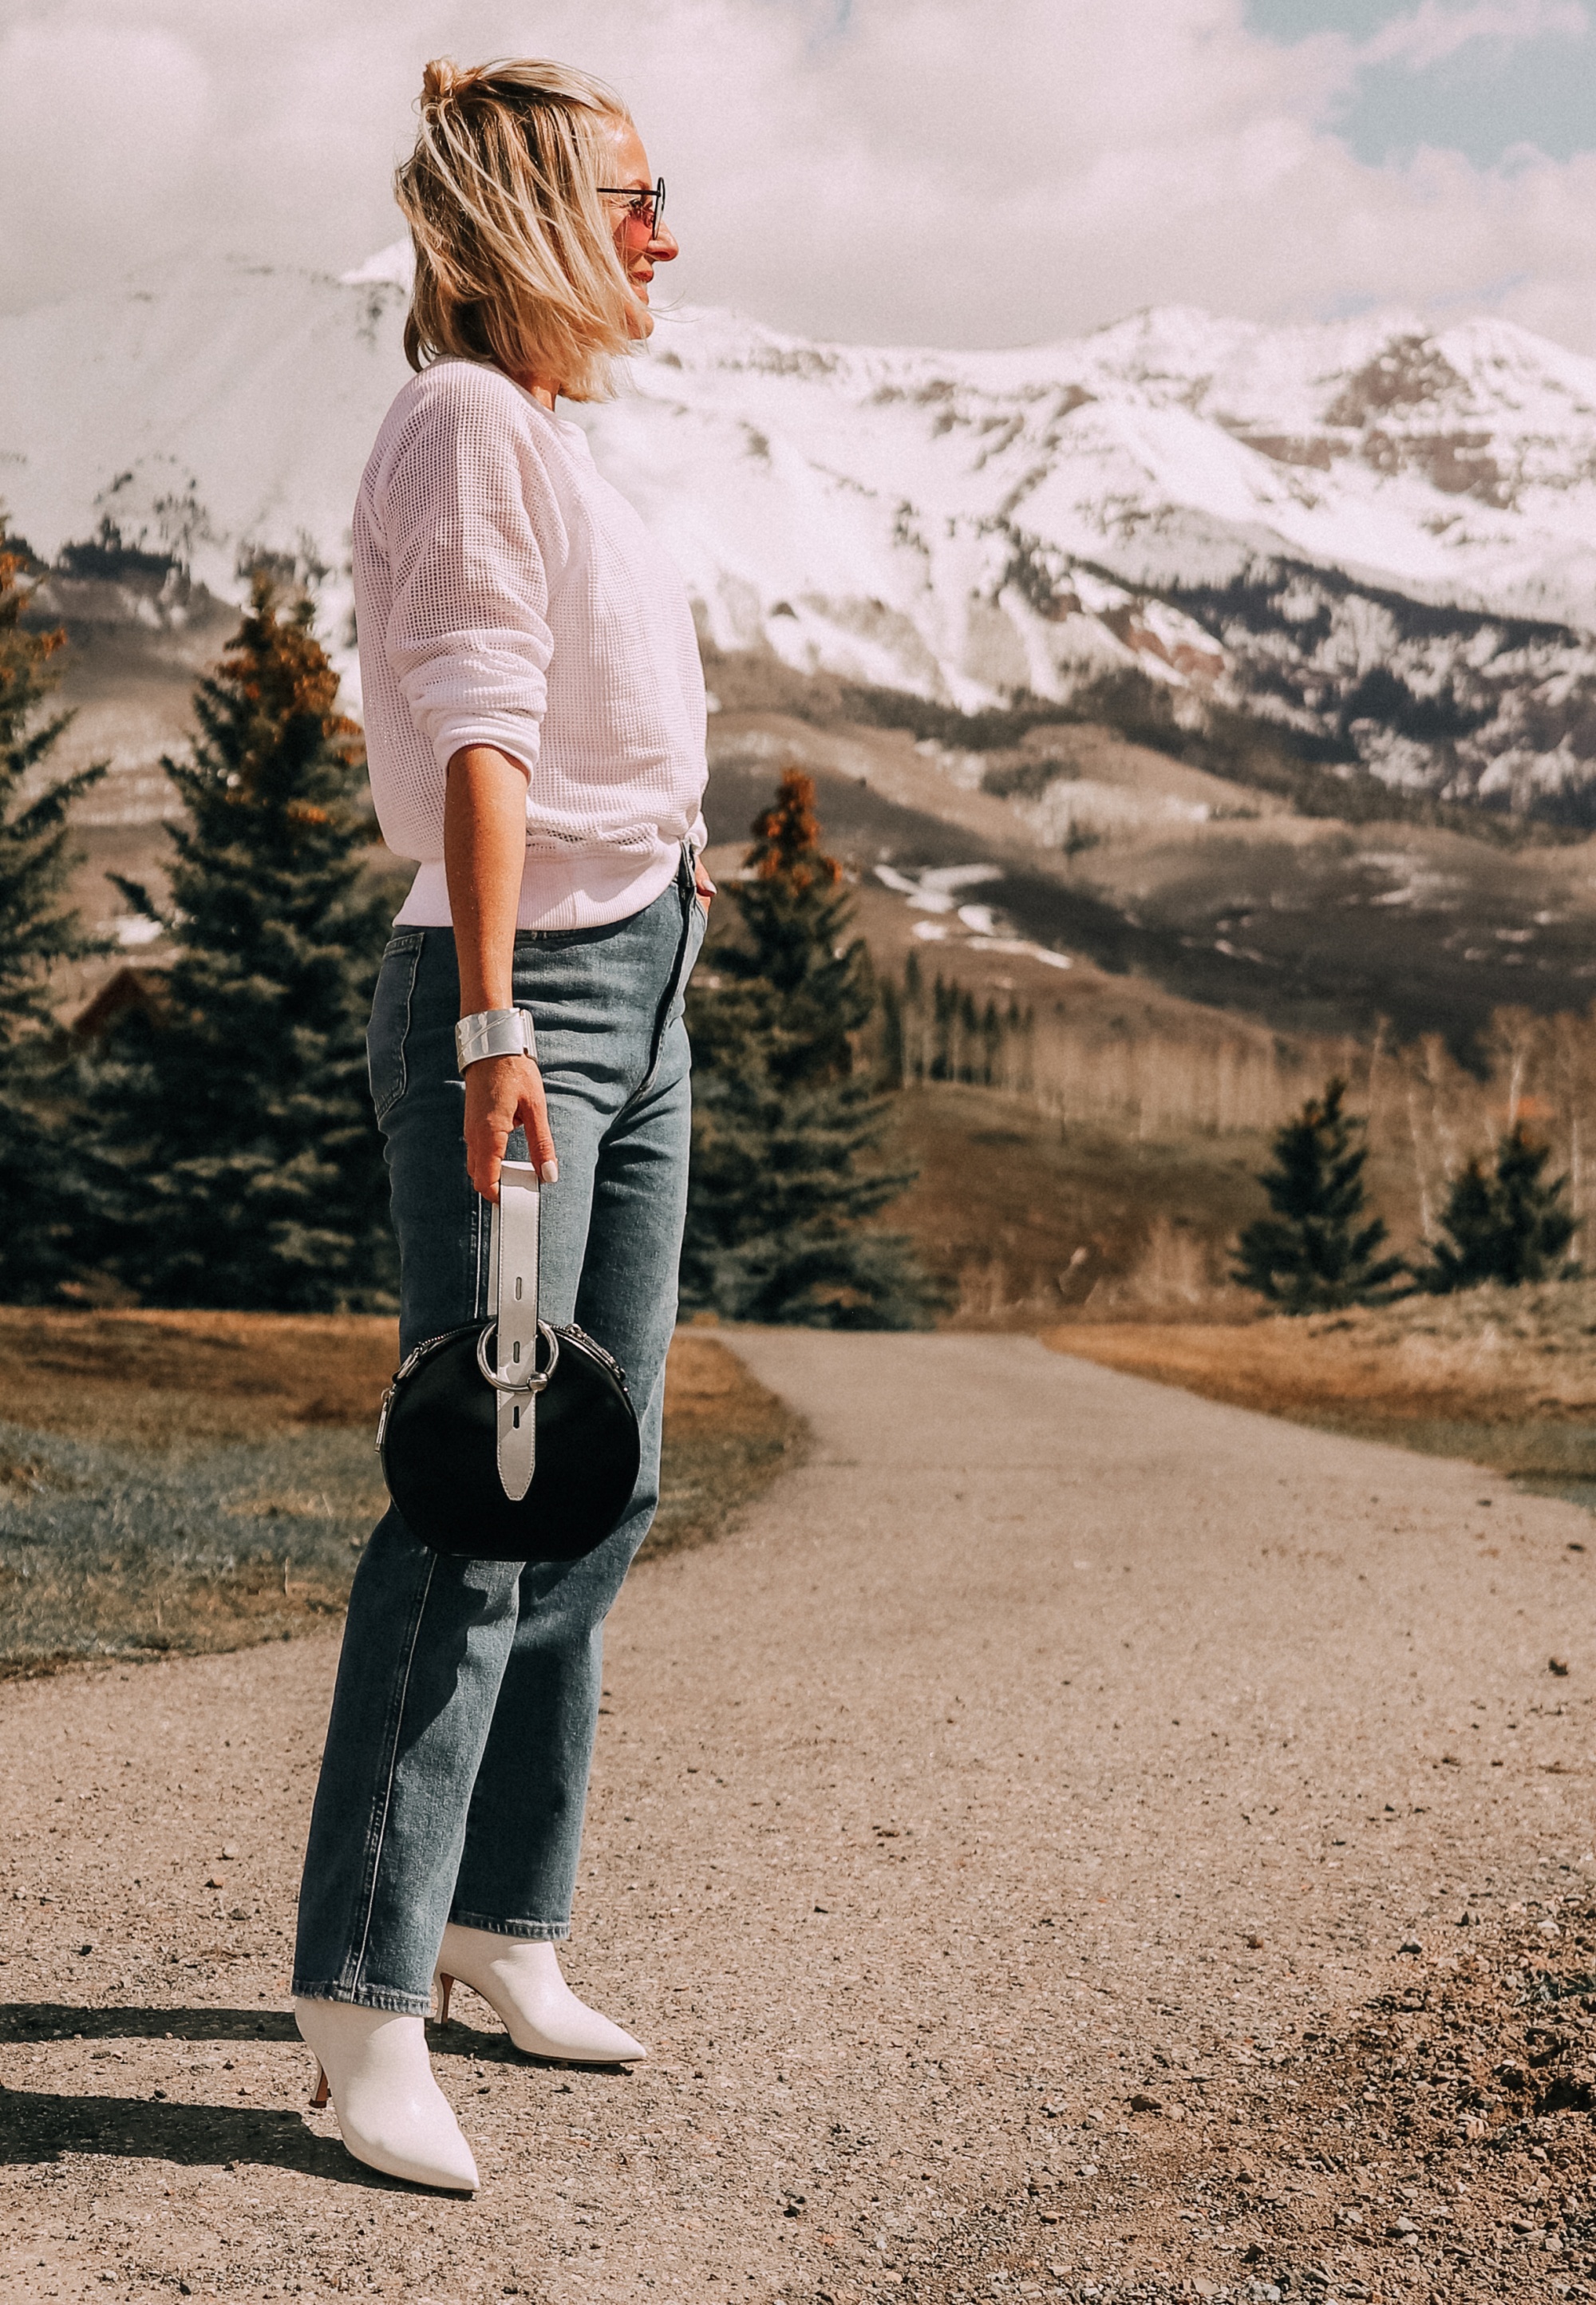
[455,1006,536,1072]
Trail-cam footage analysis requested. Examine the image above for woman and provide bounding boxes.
[290,57,711,2192]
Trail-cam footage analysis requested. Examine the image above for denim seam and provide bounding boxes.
[290,1980,433,2017]
[371,937,425,1125]
[624,873,697,1113]
[448,1910,571,1941]
[346,1550,438,1994]
[471,1184,488,1321]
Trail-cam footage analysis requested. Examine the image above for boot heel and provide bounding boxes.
[432,1923,646,2064]
[310,2062,330,2109]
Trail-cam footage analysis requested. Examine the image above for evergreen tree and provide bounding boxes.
[682,769,944,1328]
[1235,1077,1407,1312]
[0,536,107,1301]
[1424,1125,1578,1291]
[875,975,905,1089]
[711,769,873,1079]
[86,577,396,1309]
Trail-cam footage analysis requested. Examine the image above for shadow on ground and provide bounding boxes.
[0,2003,298,2045]
[0,2086,370,2182]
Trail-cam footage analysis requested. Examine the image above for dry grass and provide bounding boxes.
[880,1082,1269,1324]
[0,1316,801,1676]
[0,1306,398,1445]
[1045,1278,1596,1486]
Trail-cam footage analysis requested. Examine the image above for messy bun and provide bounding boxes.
[396,56,638,402]
[420,57,463,110]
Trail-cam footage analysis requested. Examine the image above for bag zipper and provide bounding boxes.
[376,1322,630,1457]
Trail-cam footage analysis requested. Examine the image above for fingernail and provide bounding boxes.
[541,1161,559,1184]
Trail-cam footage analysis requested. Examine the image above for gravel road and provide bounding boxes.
[3,1330,1594,2304]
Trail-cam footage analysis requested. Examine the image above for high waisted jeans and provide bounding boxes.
[291,855,704,2014]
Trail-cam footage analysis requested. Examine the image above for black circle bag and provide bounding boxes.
[377,1163,640,1564]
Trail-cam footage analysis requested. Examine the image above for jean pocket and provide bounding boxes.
[367,934,425,1125]
[684,895,709,979]
[669,896,709,1026]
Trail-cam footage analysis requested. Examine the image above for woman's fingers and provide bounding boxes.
[463,1054,556,1201]
[517,1069,559,1186]
[463,1069,512,1201]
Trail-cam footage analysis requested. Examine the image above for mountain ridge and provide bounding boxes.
[6,251,1596,817]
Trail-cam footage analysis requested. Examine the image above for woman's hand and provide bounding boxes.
[464,1053,558,1204]
[694,857,716,914]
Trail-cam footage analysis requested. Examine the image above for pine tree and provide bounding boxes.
[1235,1077,1407,1312]
[712,769,873,1079]
[1424,1125,1578,1291]
[682,769,944,1328]
[85,576,396,1309]
[0,536,107,1301]
[875,975,905,1089]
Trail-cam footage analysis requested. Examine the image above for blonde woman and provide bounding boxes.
[290,58,711,2191]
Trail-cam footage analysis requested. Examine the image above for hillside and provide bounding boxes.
[40,644,1596,1049]
[701,704,1596,1046]
[6,250,1596,817]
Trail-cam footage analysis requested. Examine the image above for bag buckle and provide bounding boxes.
[475,1319,561,1396]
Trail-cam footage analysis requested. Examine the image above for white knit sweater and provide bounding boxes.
[354,359,708,931]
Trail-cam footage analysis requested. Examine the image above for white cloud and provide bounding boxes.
[1353,0,1588,72]
[0,14,216,307]
[2,0,1594,353]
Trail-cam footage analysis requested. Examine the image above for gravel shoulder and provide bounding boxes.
[2,1330,1594,2304]
[1045,1281,1596,1489]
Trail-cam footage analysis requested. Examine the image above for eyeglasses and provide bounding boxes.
[596,177,665,236]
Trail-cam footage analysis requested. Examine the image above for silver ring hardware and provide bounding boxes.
[476,1319,560,1395]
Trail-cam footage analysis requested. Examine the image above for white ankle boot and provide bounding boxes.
[295,1997,480,2192]
[434,1923,646,2065]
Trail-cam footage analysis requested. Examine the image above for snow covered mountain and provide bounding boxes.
[6,248,1596,816]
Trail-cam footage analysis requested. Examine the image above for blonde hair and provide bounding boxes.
[397,57,638,402]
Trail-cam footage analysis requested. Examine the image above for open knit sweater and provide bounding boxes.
[354,358,708,932]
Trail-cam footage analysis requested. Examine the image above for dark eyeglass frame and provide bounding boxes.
[596,177,665,236]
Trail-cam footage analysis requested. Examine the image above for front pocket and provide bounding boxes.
[631,890,704,1104]
[366,935,426,1124]
[679,896,709,996]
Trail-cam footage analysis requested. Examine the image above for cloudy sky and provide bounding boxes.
[3,0,1595,352]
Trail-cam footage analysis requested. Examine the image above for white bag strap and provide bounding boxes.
[484,1160,556,1502]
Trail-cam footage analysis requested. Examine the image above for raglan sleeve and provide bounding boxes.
[375,372,556,782]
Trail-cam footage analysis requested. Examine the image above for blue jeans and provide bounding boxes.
[291,857,704,2014]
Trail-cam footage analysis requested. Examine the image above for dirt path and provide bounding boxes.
[3,1331,1595,2304]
